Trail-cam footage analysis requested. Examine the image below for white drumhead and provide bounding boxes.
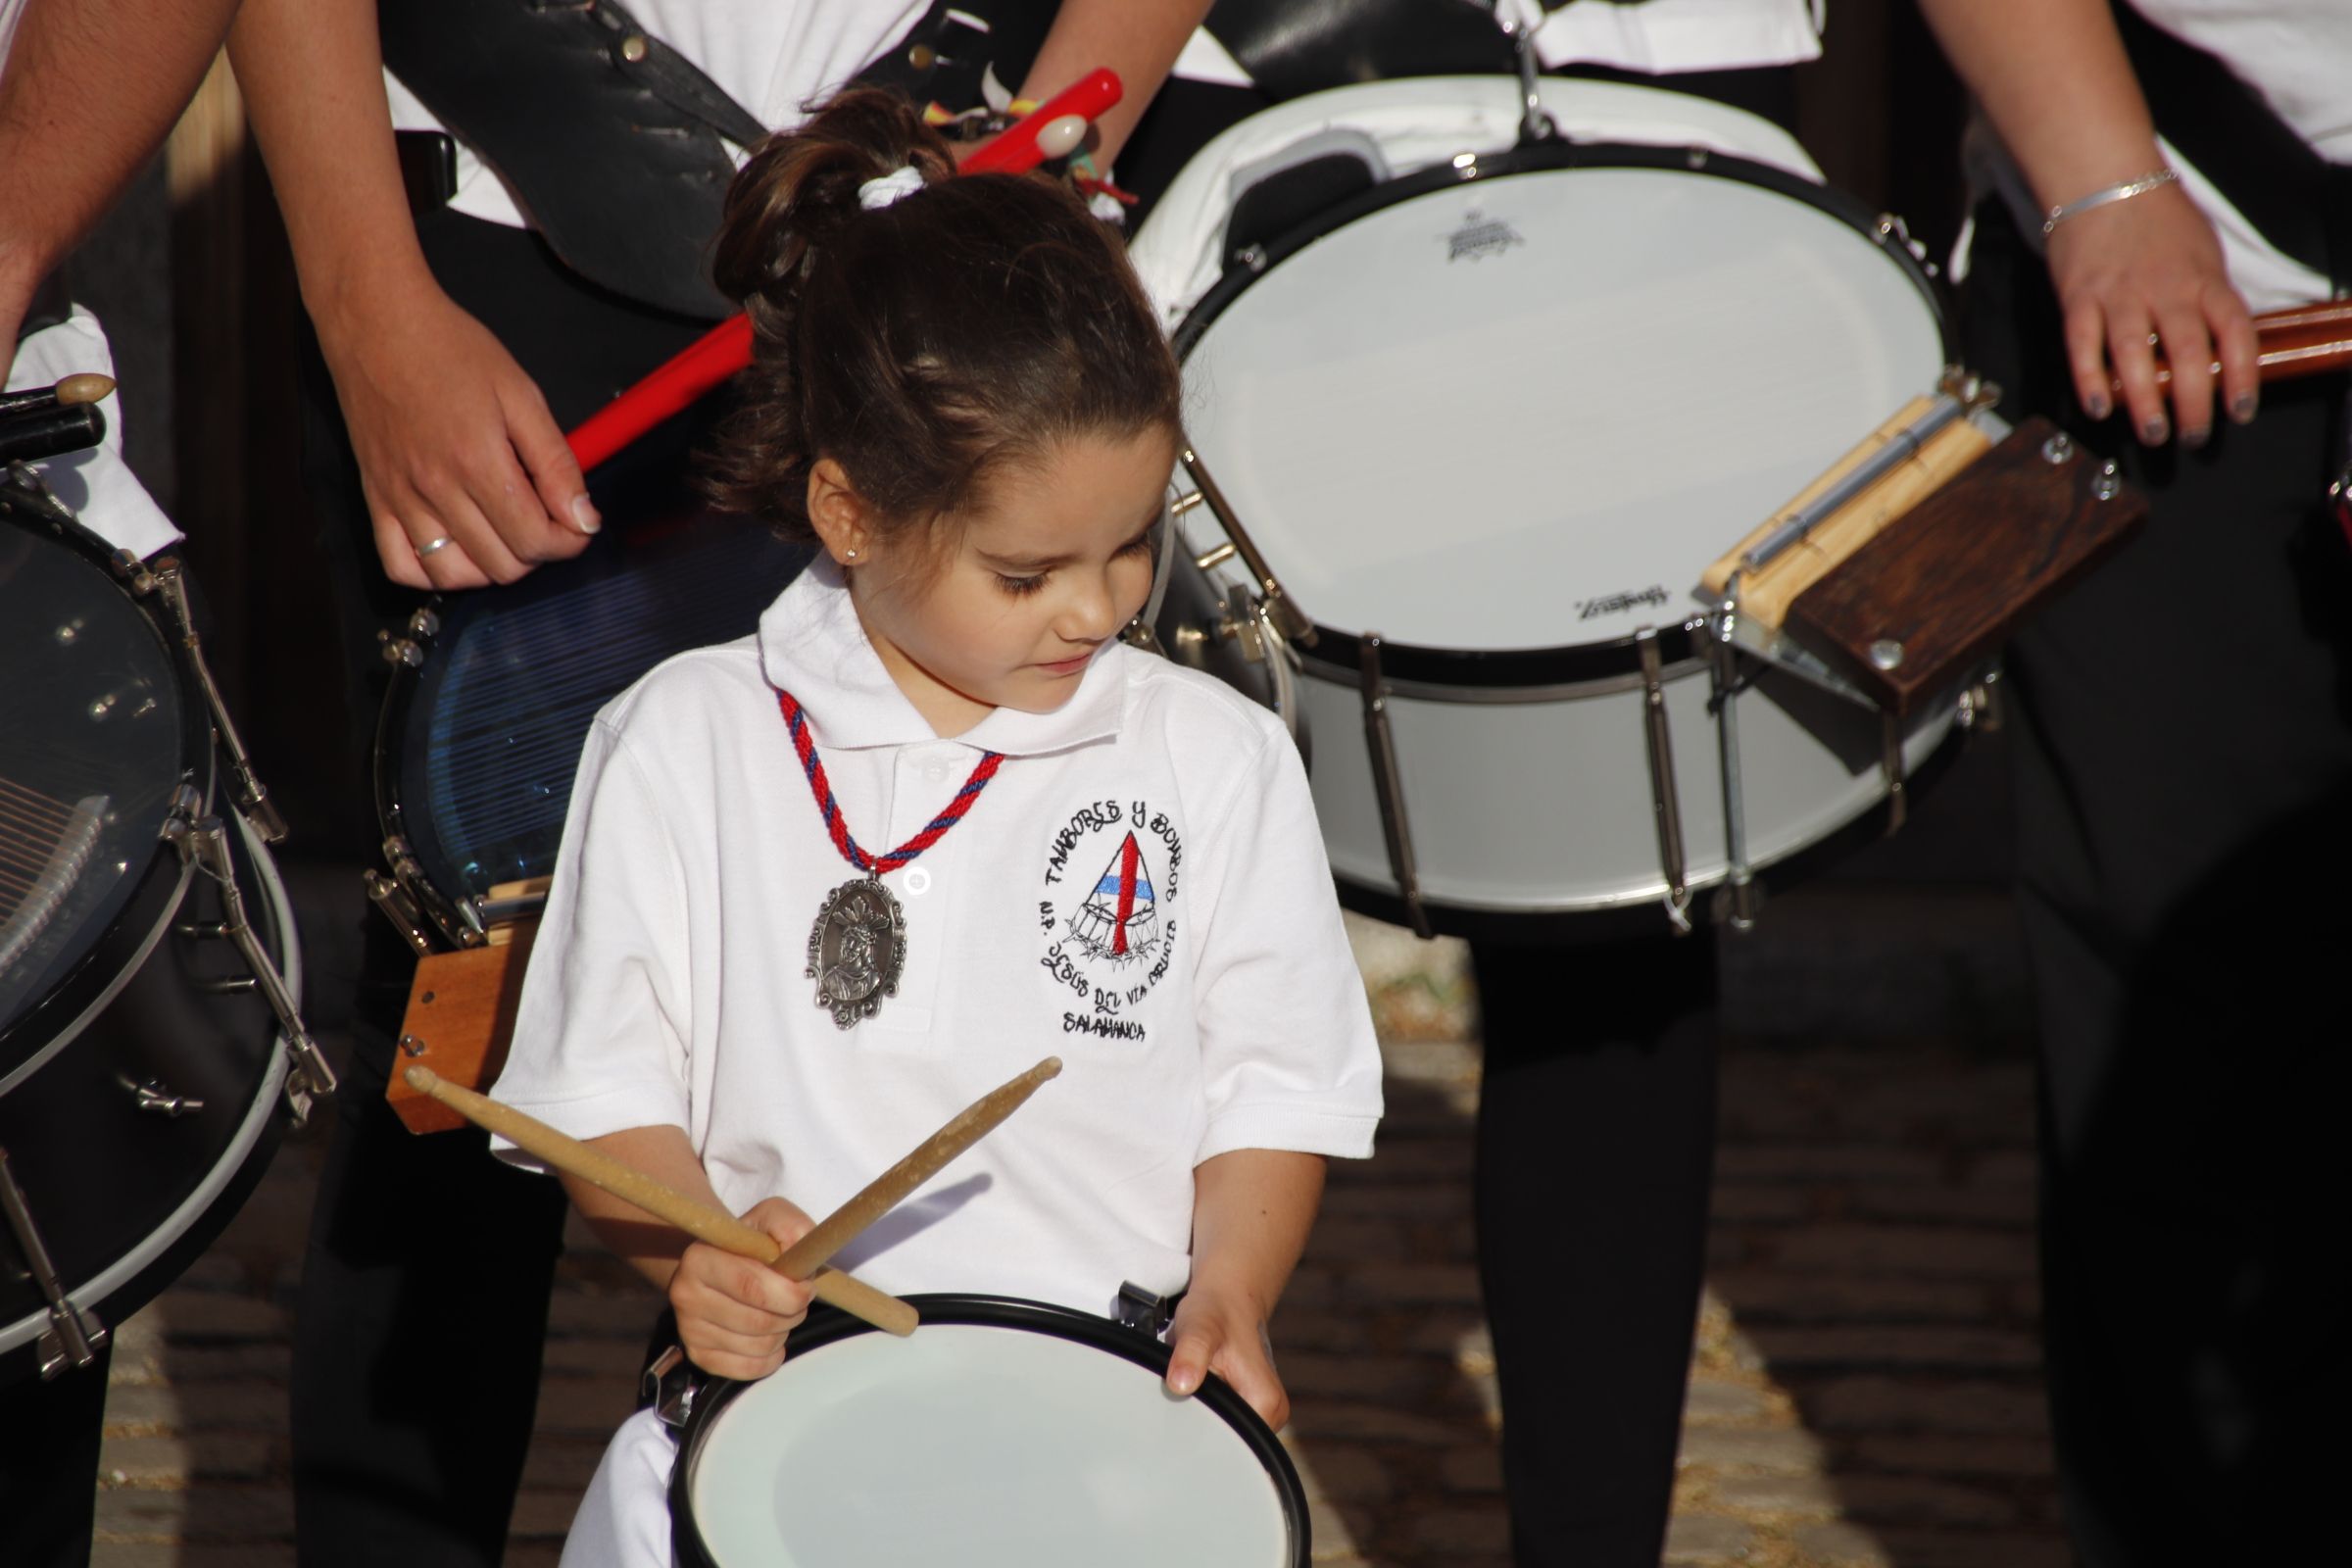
[686,1321,1293,1567]
[1180,161,1945,651]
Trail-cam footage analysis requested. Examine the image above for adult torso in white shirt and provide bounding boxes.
[1524,0,1824,75]
[492,564,1384,1318]
[385,0,928,228]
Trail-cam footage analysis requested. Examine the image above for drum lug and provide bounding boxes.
[170,816,339,1122]
[123,1077,207,1118]
[644,1344,703,1431]
[1356,633,1432,940]
[144,560,289,843]
[0,1148,110,1379]
[1634,627,1693,937]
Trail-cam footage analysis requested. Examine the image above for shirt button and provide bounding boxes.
[904,866,933,897]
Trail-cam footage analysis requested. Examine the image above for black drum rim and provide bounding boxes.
[668,1293,1310,1568]
[1173,139,1952,688]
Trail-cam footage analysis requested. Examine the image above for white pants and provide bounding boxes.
[560,1409,679,1568]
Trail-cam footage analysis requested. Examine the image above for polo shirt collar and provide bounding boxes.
[757,562,1130,757]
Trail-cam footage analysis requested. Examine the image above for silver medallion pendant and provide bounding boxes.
[806,877,906,1029]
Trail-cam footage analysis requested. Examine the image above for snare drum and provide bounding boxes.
[668,1296,1307,1568]
[0,476,313,1382]
[1138,78,1963,938]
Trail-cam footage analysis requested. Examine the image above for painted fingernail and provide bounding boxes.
[2180,424,2209,451]
[2084,393,2112,420]
[2140,416,2170,445]
[2230,393,2258,424]
[571,494,603,534]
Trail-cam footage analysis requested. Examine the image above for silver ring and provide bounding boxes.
[415,535,455,559]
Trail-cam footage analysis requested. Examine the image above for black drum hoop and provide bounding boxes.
[0,499,214,1087]
[668,1293,1310,1568]
[1173,139,1953,688]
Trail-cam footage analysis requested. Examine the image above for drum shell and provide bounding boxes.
[669,1294,1308,1568]
[1295,648,1956,941]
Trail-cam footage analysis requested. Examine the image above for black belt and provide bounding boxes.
[2114,2,2351,292]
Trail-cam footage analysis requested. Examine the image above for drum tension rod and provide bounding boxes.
[1356,633,1432,941]
[1634,627,1693,937]
[0,1148,108,1379]
[1178,446,1315,648]
[169,814,339,1122]
[1710,588,1763,932]
[127,556,290,845]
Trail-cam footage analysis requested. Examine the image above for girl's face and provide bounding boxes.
[817,424,1178,737]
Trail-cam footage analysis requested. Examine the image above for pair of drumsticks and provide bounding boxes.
[405,1056,1063,1337]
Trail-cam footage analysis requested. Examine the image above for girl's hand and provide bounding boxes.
[668,1197,817,1380]
[1163,1288,1290,1430]
[2042,181,2260,448]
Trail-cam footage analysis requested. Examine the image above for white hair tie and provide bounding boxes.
[858,165,927,211]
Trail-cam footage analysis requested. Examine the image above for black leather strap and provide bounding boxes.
[2113,2,2350,291]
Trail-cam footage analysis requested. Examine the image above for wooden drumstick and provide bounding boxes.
[0,372,115,418]
[776,1055,1063,1280]
[400,1064,917,1337]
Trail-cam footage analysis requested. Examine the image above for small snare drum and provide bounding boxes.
[668,1295,1307,1568]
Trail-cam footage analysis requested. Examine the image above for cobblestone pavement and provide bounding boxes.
[87,900,2064,1568]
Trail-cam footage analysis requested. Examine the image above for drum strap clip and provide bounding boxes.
[0,1148,110,1379]
[1113,1281,1179,1339]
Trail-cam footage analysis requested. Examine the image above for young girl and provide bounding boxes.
[487,89,1384,1563]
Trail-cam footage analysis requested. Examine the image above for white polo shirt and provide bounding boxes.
[493,562,1384,1313]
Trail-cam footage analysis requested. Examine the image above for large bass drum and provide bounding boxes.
[0,477,311,1382]
[1136,78,1965,940]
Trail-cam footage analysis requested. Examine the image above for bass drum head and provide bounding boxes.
[1178,145,1947,660]
[0,508,207,1084]
[674,1296,1305,1568]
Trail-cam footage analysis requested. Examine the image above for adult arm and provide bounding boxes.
[1916,0,2257,446]
[0,0,241,368]
[1163,1148,1326,1429]
[228,0,596,589]
[1014,0,1217,167]
[560,1124,817,1381]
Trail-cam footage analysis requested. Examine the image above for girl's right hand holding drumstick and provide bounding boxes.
[556,1125,818,1380]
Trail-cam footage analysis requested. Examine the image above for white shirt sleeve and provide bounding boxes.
[1186,721,1384,1164]
[491,714,696,1163]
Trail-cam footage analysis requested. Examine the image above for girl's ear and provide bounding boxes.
[806,458,872,565]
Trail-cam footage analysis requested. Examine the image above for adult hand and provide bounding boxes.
[668,1197,817,1381]
[2043,182,2259,449]
[1164,1287,1290,1430]
[316,271,601,590]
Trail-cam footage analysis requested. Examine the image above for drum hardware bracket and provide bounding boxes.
[365,869,438,956]
[1500,5,1560,146]
[645,1343,703,1431]
[0,1147,109,1379]
[2040,430,2077,466]
[1708,590,1763,932]
[170,815,339,1121]
[127,556,290,845]
[1178,445,1316,648]
[1193,539,1236,571]
[1113,1281,1179,1339]
[2091,460,2123,502]
[1958,667,2005,734]
[1357,633,1433,940]
[1879,711,1909,837]
[1635,627,1693,937]
[1875,213,1934,272]
[123,1076,206,1117]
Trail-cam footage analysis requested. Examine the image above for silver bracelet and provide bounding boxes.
[2042,170,2180,234]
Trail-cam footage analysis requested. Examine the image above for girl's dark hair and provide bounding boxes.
[706,87,1182,545]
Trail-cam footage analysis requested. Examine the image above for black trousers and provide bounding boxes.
[1964,202,2346,1565]
[0,1344,113,1568]
[289,206,710,1568]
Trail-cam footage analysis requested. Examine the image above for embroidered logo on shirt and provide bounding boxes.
[1038,799,1184,1041]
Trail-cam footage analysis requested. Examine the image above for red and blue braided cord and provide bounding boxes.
[776,689,1004,874]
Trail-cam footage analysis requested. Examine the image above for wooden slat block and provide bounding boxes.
[385,921,539,1134]
[1700,397,1994,629]
[1784,417,2149,714]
